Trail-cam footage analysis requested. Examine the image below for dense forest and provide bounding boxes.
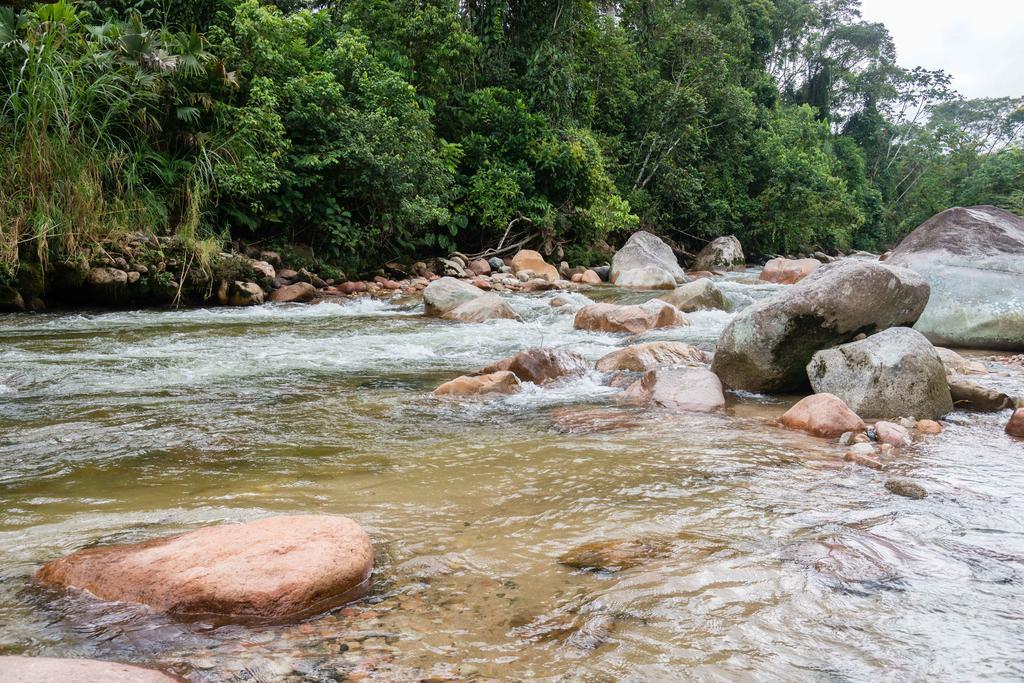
[1,0,1022,280]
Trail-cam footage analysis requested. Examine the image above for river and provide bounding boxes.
[1,272,1023,681]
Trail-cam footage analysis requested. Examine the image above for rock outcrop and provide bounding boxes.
[481,348,588,384]
[423,277,483,316]
[574,300,688,335]
[886,206,1024,350]
[807,327,953,420]
[658,278,729,312]
[780,394,866,438]
[759,257,820,284]
[712,260,930,392]
[595,342,708,372]
[691,235,745,272]
[610,231,687,287]
[948,380,1015,411]
[36,515,373,624]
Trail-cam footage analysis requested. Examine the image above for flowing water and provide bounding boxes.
[1,273,1023,681]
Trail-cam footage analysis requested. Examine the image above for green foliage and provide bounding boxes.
[2,0,1020,285]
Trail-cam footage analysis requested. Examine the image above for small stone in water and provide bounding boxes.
[886,479,927,499]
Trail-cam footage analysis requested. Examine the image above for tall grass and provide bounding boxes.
[0,1,223,281]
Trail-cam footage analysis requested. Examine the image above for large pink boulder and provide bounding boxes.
[573,301,688,334]
[35,515,373,624]
[759,257,821,284]
[780,394,866,438]
[0,657,179,682]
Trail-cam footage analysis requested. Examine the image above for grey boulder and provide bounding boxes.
[712,260,930,392]
[887,205,1024,350]
[610,231,687,287]
[807,327,953,420]
[691,235,745,272]
[658,278,729,312]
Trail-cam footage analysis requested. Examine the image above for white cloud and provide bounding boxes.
[858,0,1024,98]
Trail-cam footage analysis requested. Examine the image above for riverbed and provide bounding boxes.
[1,274,1023,681]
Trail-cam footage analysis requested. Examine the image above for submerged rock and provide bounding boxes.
[610,231,687,287]
[885,479,927,499]
[807,327,953,420]
[712,260,930,392]
[759,257,820,284]
[595,341,708,372]
[442,293,522,323]
[0,657,179,682]
[780,394,866,438]
[619,367,725,413]
[433,371,521,397]
[658,278,729,312]
[782,537,901,586]
[559,536,672,572]
[36,515,373,624]
[482,348,588,384]
[549,407,637,434]
[887,206,1024,350]
[948,380,1015,411]
[691,235,745,272]
[423,277,483,316]
[511,249,560,283]
[573,300,688,334]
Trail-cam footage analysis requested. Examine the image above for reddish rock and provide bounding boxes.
[248,259,276,281]
[619,367,725,413]
[0,657,179,682]
[442,294,522,323]
[595,342,708,373]
[759,257,821,284]
[549,407,636,434]
[686,270,717,279]
[511,250,560,282]
[580,269,602,285]
[482,348,588,385]
[36,516,373,624]
[522,278,559,292]
[382,279,401,290]
[228,282,264,307]
[269,282,316,303]
[780,394,866,438]
[573,301,689,334]
[844,452,884,470]
[468,259,492,276]
[433,371,521,397]
[874,421,912,447]
[915,419,942,434]
[559,536,672,572]
[471,277,493,290]
[1007,409,1024,438]
[570,273,584,283]
[277,268,299,282]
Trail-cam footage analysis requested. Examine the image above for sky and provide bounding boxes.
[858,0,1024,99]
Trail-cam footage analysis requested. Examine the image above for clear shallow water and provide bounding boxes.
[1,279,1023,681]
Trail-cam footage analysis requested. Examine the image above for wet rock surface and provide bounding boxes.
[807,327,953,420]
[780,394,866,438]
[887,205,1024,350]
[658,278,730,312]
[574,300,688,334]
[713,260,930,392]
[618,367,726,413]
[595,341,708,373]
[482,347,588,385]
[0,656,180,682]
[36,516,374,624]
[610,231,687,287]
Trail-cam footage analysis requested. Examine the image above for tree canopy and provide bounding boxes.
[2,0,1021,276]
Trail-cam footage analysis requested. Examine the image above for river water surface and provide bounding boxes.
[1,273,1023,681]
